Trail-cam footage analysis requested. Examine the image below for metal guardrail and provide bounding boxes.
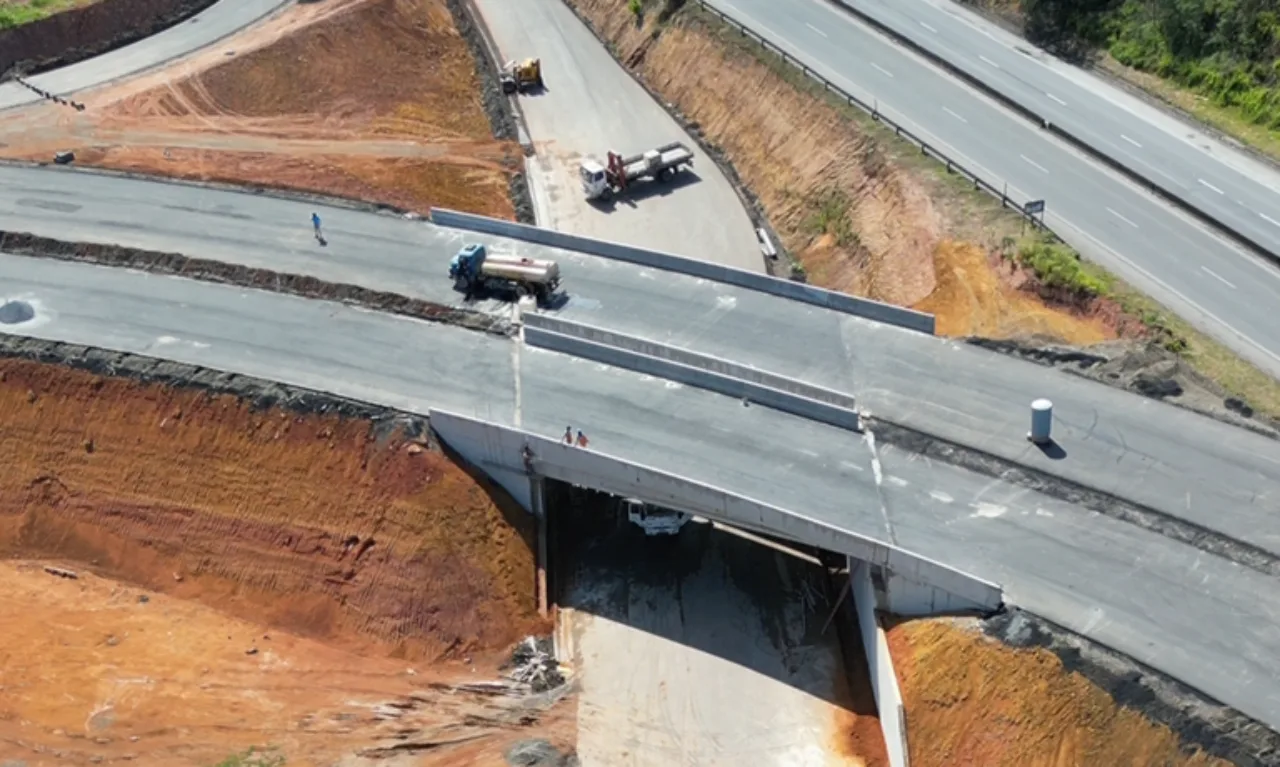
[698,0,1049,233]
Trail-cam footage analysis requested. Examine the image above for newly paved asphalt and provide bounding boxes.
[0,0,289,111]
[4,164,1277,559]
[4,252,1279,730]
[706,0,1280,380]
[472,0,764,270]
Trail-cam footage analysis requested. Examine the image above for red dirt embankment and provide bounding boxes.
[0,357,543,663]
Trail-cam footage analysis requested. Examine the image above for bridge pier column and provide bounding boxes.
[530,474,548,618]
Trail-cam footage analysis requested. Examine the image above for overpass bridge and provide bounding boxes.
[3,168,1280,730]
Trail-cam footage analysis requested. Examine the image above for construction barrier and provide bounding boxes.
[430,208,936,335]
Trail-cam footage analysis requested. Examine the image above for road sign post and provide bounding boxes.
[1023,199,1046,233]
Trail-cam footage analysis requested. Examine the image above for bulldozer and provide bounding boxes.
[500,58,544,94]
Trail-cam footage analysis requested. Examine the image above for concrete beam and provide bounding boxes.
[431,207,936,334]
[522,313,860,432]
[428,408,1004,614]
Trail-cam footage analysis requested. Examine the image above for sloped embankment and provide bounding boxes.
[0,341,541,662]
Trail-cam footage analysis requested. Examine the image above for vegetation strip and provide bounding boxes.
[0,231,513,336]
[866,415,1280,580]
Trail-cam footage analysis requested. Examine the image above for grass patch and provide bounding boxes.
[209,747,286,767]
[804,187,859,248]
[0,0,82,29]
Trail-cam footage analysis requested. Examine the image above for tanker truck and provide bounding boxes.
[449,243,562,304]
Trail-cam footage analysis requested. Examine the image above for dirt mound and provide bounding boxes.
[0,0,524,220]
[886,616,1236,767]
[1,0,217,77]
[0,560,574,766]
[0,355,543,662]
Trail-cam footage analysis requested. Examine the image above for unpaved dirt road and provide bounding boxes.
[554,516,884,766]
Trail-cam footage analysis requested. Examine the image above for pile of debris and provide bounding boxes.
[503,636,566,693]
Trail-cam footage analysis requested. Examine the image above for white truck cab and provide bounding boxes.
[622,498,690,536]
[579,159,609,201]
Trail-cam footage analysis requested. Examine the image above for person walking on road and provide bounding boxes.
[575,430,589,448]
[563,426,573,444]
[312,212,328,246]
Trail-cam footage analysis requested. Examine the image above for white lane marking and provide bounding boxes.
[1121,134,1143,148]
[1046,92,1067,106]
[871,62,894,78]
[1106,207,1139,228]
[1020,154,1048,173]
[943,106,967,123]
[1262,212,1280,228]
[979,54,1000,69]
[805,22,826,38]
[1199,178,1224,195]
[929,490,953,504]
[919,20,937,33]
[1201,266,1237,289]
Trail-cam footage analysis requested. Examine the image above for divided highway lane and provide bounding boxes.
[471,0,763,269]
[840,0,1280,255]
[706,0,1280,379]
[4,253,1280,730]
[2,165,1278,557]
[0,0,290,111]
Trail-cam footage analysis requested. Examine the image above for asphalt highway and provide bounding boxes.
[840,0,1280,256]
[0,0,289,111]
[3,253,1279,729]
[4,164,1276,560]
[707,0,1280,379]
[472,0,763,270]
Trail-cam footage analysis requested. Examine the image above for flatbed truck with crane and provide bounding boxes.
[579,141,695,202]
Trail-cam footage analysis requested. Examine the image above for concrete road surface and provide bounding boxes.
[840,0,1280,256]
[3,253,1279,729]
[705,0,1280,379]
[471,0,764,271]
[0,0,289,111]
[4,165,1275,558]
[558,522,859,766]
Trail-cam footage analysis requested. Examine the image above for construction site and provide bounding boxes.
[0,0,1275,765]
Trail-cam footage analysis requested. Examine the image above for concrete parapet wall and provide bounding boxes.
[522,314,860,431]
[852,558,910,767]
[428,408,1003,613]
[430,208,936,335]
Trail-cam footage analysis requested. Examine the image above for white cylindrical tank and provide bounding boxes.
[1028,399,1053,444]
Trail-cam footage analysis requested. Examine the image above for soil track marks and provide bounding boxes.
[0,0,520,218]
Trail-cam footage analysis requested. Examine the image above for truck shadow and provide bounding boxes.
[549,482,880,721]
[587,169,704,211]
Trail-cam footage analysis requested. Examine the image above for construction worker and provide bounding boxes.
[563,426,573,444]
[575,430,589,448]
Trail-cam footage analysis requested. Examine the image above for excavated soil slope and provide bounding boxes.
[0,0,520,218]
[0,560,573,766]
[0,356,541,663]
[564,0,1129,346]
[887,618,1231,767]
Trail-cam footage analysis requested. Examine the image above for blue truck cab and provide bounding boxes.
[449,243,486,283]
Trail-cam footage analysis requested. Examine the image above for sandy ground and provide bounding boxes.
[552,492,885,767]
[0,0,518,218]
[0,356,543,661]
[0,560,574,767]
[564,0,1138,348]
[886,617,1230,767]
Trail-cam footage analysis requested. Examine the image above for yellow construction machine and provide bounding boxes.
[500,58,544,94]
